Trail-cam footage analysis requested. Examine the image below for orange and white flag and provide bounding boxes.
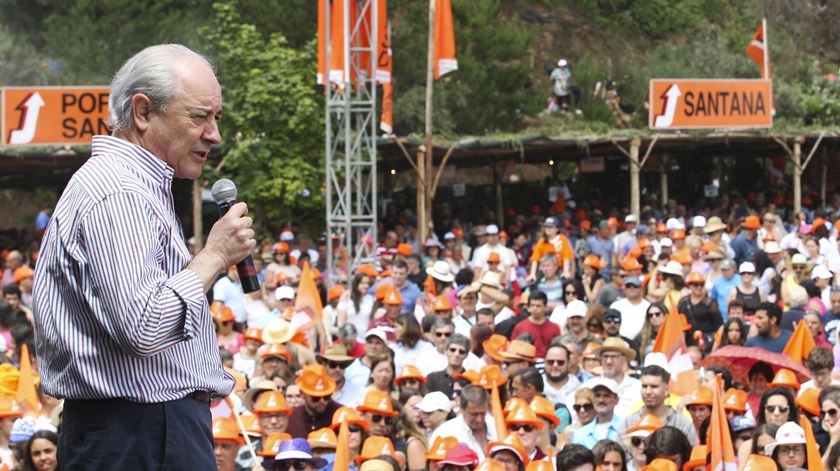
[651,302,697,396]
[334,421,351,471]
[434,0,458,79]
[746,20,769,79]
[295,261,324,326]
[16,344,40,414]
[375,0,391,84]
[707,374,737,471]
[317,0,328,85]
[783,319,816,364]
[800,414,826,471]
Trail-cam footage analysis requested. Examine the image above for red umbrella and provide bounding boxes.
[698,345,812,384]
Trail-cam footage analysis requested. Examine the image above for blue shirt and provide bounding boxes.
[370,281,422,314]
[745,329,793,353]
[572,415,622,449]
[711,274,741,318]
[586,235,615,276]
[731,232,758,265]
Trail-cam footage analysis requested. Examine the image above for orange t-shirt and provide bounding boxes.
[530,236,574,262]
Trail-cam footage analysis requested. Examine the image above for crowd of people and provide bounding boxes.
[7,190,840,471]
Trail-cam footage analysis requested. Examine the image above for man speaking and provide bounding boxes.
[32,44,252,469]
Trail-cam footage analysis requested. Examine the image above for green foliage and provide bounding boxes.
[200,2,324,235]
[0,24,47,85]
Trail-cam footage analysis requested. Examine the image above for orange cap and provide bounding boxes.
[240,414,262,437]
[627,413,664,436]
[378,269,391,278]
[769,368,800,391]
[475,365,508,390]
[506,405,543,430]
[433,295,452,311]
[607,217,618,227]
[503,398,529,417]
[12,266,33,284]
[425,436,459,460]
[641,459,677,471]
[273,242,290,253]
[526,460,554,471]
[308,427,338,450]
[487,252,501,264]
[327,285,345,301]
[394,365,427,384]
[382,288,403,306]
[686,272,705,284]
[686,387,713,407]
[476,459,507,471]
[357,436,397,463]
[260,343,292,363]
[639,238,653,249]
[455,370,481,384]
[813,218,827,233]
[671,229,686,240]
[670,254,691,265]
[701,242,720,253]
[797,387,821,416]
[482,334,509,362]
[212,417,244,444]
[0,398,23,420]
[243,327,264,344]
[582,255,603,269]
[741,454,777,471]
[213,305,235,323]
[330,406,369,431]
[656,223,668,233]
[723,388,747,413]
[582,342,601,359]
[682,445,707,471]
[580,220,592,231]
[295,364,336,397]
[253,391,292,415]
[258,433,293,457]
[486,433,530,466]
[397,243,413,256]
[628,247,642,259]
[356,264,378,278]
[501,340,536,363]
[620,257,643,272]
[374,283,393,301]
[742,216,761,229]
[529,396,560,428]
[357,390,398,416]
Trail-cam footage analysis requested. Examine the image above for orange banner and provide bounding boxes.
[648,79,772,130]
[2,87,109,145]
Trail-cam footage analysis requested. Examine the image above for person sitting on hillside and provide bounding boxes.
[548,59,581,114]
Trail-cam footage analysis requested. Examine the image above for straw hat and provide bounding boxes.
[703,216,727,234]
[316,344,354,367]
[426,260,455,283]
[479,271,503,289]
[596,337,636,362]
[262,317,295,344]
[295,364,336,397]
[242,380,279,410]
[501,340,536,363]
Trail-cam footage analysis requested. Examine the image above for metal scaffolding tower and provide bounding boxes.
[325,0,378,285]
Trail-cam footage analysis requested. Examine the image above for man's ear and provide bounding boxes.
[131,93,153,132]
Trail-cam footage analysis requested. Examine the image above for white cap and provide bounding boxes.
[416,391,452,413]
[624,214,638,223]
[659,237,673,247]
[485,224,500,235]
[792,253,808,265]
[274,286,296,301]
[643,352,668,369]
[565,300,588,318]
[738,262,756,274]
[659,261,684,277]
[280,230,295,242]
[765,422,806,456]
[764,241,782,254]
[666,218,685,230]
[557,59,568,67]
[812,265,833,280]
[692,216,707,228]
[364,328,388,343]
[585,377,618,395]
[444,231,456,240]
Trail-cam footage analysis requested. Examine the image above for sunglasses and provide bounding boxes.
[545,359,566,366]
[764,405,789,414]
[435,331,453,338]
[327,361,347,369]
[604,316,621,324]
[348,424,363,433]
[277,462,309,471]
[508,424,535,432]
[823,408,839,419]
[310,395,332,402]
[573,403,594,413]
[371,414,396,425]
[631,437,645,447]
[624,284,640,289]
[587,323,602,330]
[648,311,663,318]
[777,445,805,455]
[565,290,577,295]
[448,347,468,355]
[689,283,704,287]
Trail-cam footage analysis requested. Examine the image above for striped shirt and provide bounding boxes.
[33,135,234,402]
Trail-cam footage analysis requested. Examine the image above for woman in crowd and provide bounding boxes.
[679,271,722,347]
[392,314,433,372]
[581,255,606,303]
[768,422,808,470]
[720,318,747,348]
[394,403,429,471]
[758,388,799,427]
[23,430,58,471]
[366,354,397,399]
[424,238,444,267]
[267,242,301,284]
[213,305,243,354]
[636,302,667,361]
[592,439,627,471]
[562,388,596,443]
[585,307,606,341]
[337,272,375,341]
[729,262,764,315]
[821,387,840,463]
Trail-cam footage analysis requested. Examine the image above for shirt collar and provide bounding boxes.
[91,135,175,189]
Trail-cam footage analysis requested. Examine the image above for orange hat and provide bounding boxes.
[499,230,510,240]
[253,390,292,415]
[295,364,336,397]
[742,216,761,230]
[374,283,393,301]
[504,398,529,417]
[382,288,403,306]
[482,334,509,362]
[357,390,398,416]
[356,436,397,464]
[356,264,378,278]
[308,427,338,450]
[456,370,481,384]
[212,417,244,444]
[239,414,262,437]
[476,459,507,471]
[260,343,292,363]
[813,218,827,233]
[639,238,653,249]
[258,433,293,457]
[526,460,554,471]
[244,327,264,344]
[797,387,821,416]
[656,223,668,233]
[273,242,290,253]
[213,305,235,323]
[327,285,345,302]
[505,405,543,430]
[682,445,707,471]
[607,217,618,227]
[580,220,592,231]
[627,413,664,436]
[686,272,705,284]
[486,433,530,466]
[529,396,560,428]
[628,247,642,259]
[670,254,691,265]
[425,436,459,461]
[641,459,677,471]
[620,257,643,272]
[582,342,601,359]
[701,242,720,253]
[671,229,686,240]
[0,398,23,420]
[741,454,777,471]
[501,340,536,363]
[330,406,369,431]
[12,266,33,284]
[723,388,747,413]
[475,365,508,390]
[378,269,391,278]
[394,365,427,384]
[396,243,413,256]
[583,255,603,269]
[769,368,800,391]
[686,387,713,407]
[433,295,452,311]
[453,229,464,237]
[487,252,501,264]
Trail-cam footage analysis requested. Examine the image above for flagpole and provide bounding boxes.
[419,0,435,245]
[762,17,769,80]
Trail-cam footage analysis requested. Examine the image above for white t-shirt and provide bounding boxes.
[610,298,651,340]
[392,339,435,372]
[337,295,375,341]
[414,347,486,376]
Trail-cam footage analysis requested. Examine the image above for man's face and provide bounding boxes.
[459,292,478,313]
[323,359,348,382]
[391,266,408,287]
[261,357,285,377]
[540,259,558,279]
[603,314,621,337]
[509,376,535,403]
[446,343,468,369]
[406,257,420,274]
[258,412,289,435]
[362,410,393,436]
[476,313,494,330]
[365,336,386,358]
[754,309,772,335]
[433,326,454,350]
[567,315,585,335]
[728,305,744,320]
[214,440,239,471]
[593,387,618,416]
[3,294,19,311]
[528,299,546,319]
[812,367,832,388]
[832,293,840,314]
[805,314,822,339]
[544,347,569,383]
[462,402,488,433]
[142,60,222,179]
[623,282,641,300]
[385,303,401,320]
[304,393,331,415]
[600,352,626,379]
[721,267,735,280]
[641,375,668,409]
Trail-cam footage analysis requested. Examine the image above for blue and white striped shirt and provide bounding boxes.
[33,135,234,402]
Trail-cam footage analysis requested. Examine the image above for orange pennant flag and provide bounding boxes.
[16,344,40,414]
[783,318,816,364]
[328,0,351,86]
[707,374,737,471]
[380,82,394,135]
[800,414,826,471]
[296,261,324,320]
[746,20,769,79]
[317,0,327,85]
[334,420,351,471]
[651,302,697,396]
[490,384,507,441]
[433,0,458,79]
[374,0,391,84]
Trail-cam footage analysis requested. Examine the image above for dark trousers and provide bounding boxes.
[59,396,215,470]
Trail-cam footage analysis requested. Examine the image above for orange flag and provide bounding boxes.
[328,0,352,86]
[334,421,351,471]
[433,0,458,79]
[707,374,737,471]
[295,261,324,321]
[800,414,826,471]
[380,82,393,135]
[490,384,507,441]
[746,19,769,79]
[374,0,391,84]
[651,302,697,396]
[783,319,815,364]
[16,344,40,414]
[317,0,327,85]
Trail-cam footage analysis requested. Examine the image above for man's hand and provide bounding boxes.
[189,202,256,291]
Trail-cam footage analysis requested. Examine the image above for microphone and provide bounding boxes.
[210,179,260,293]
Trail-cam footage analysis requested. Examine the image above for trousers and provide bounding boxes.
[59,395,215,471]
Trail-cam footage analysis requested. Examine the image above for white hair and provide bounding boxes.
[108,44,214,132]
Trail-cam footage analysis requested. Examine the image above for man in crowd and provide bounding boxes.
[572,378,622,448]
[535,255,565,308]
[731,216,760,266]
[745,302,792,353]
[427,334,471,396]
[560,300,598,351]
[619,365,698,445]
[384,260,422,314]
[344,328,389,405]
[316,345,356,405]
[609,276,650,340]
[586,337,640,418]
[710,259,740,315]
[288,365,342,437]
[511,291,560,357]
[453,287,480,337]
[430,385,497,460]
[357,390,399,438]
[508,367,544,404]
[416,318,483,375]
[601,308,640,359]
[542,341,580,406]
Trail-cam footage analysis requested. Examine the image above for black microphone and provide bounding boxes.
[210,179,260,293]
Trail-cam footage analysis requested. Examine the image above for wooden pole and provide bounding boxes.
[793,136,803,215]
[420,0,435,244]
[660,155,669,207]
[821,150,828,210]
[629,138,641,219]
[417,147,426,243]
[192,180,203,251]
[493,158,503,227]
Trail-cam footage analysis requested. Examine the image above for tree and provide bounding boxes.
[200,2,325,235]
[0,24,46,85]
